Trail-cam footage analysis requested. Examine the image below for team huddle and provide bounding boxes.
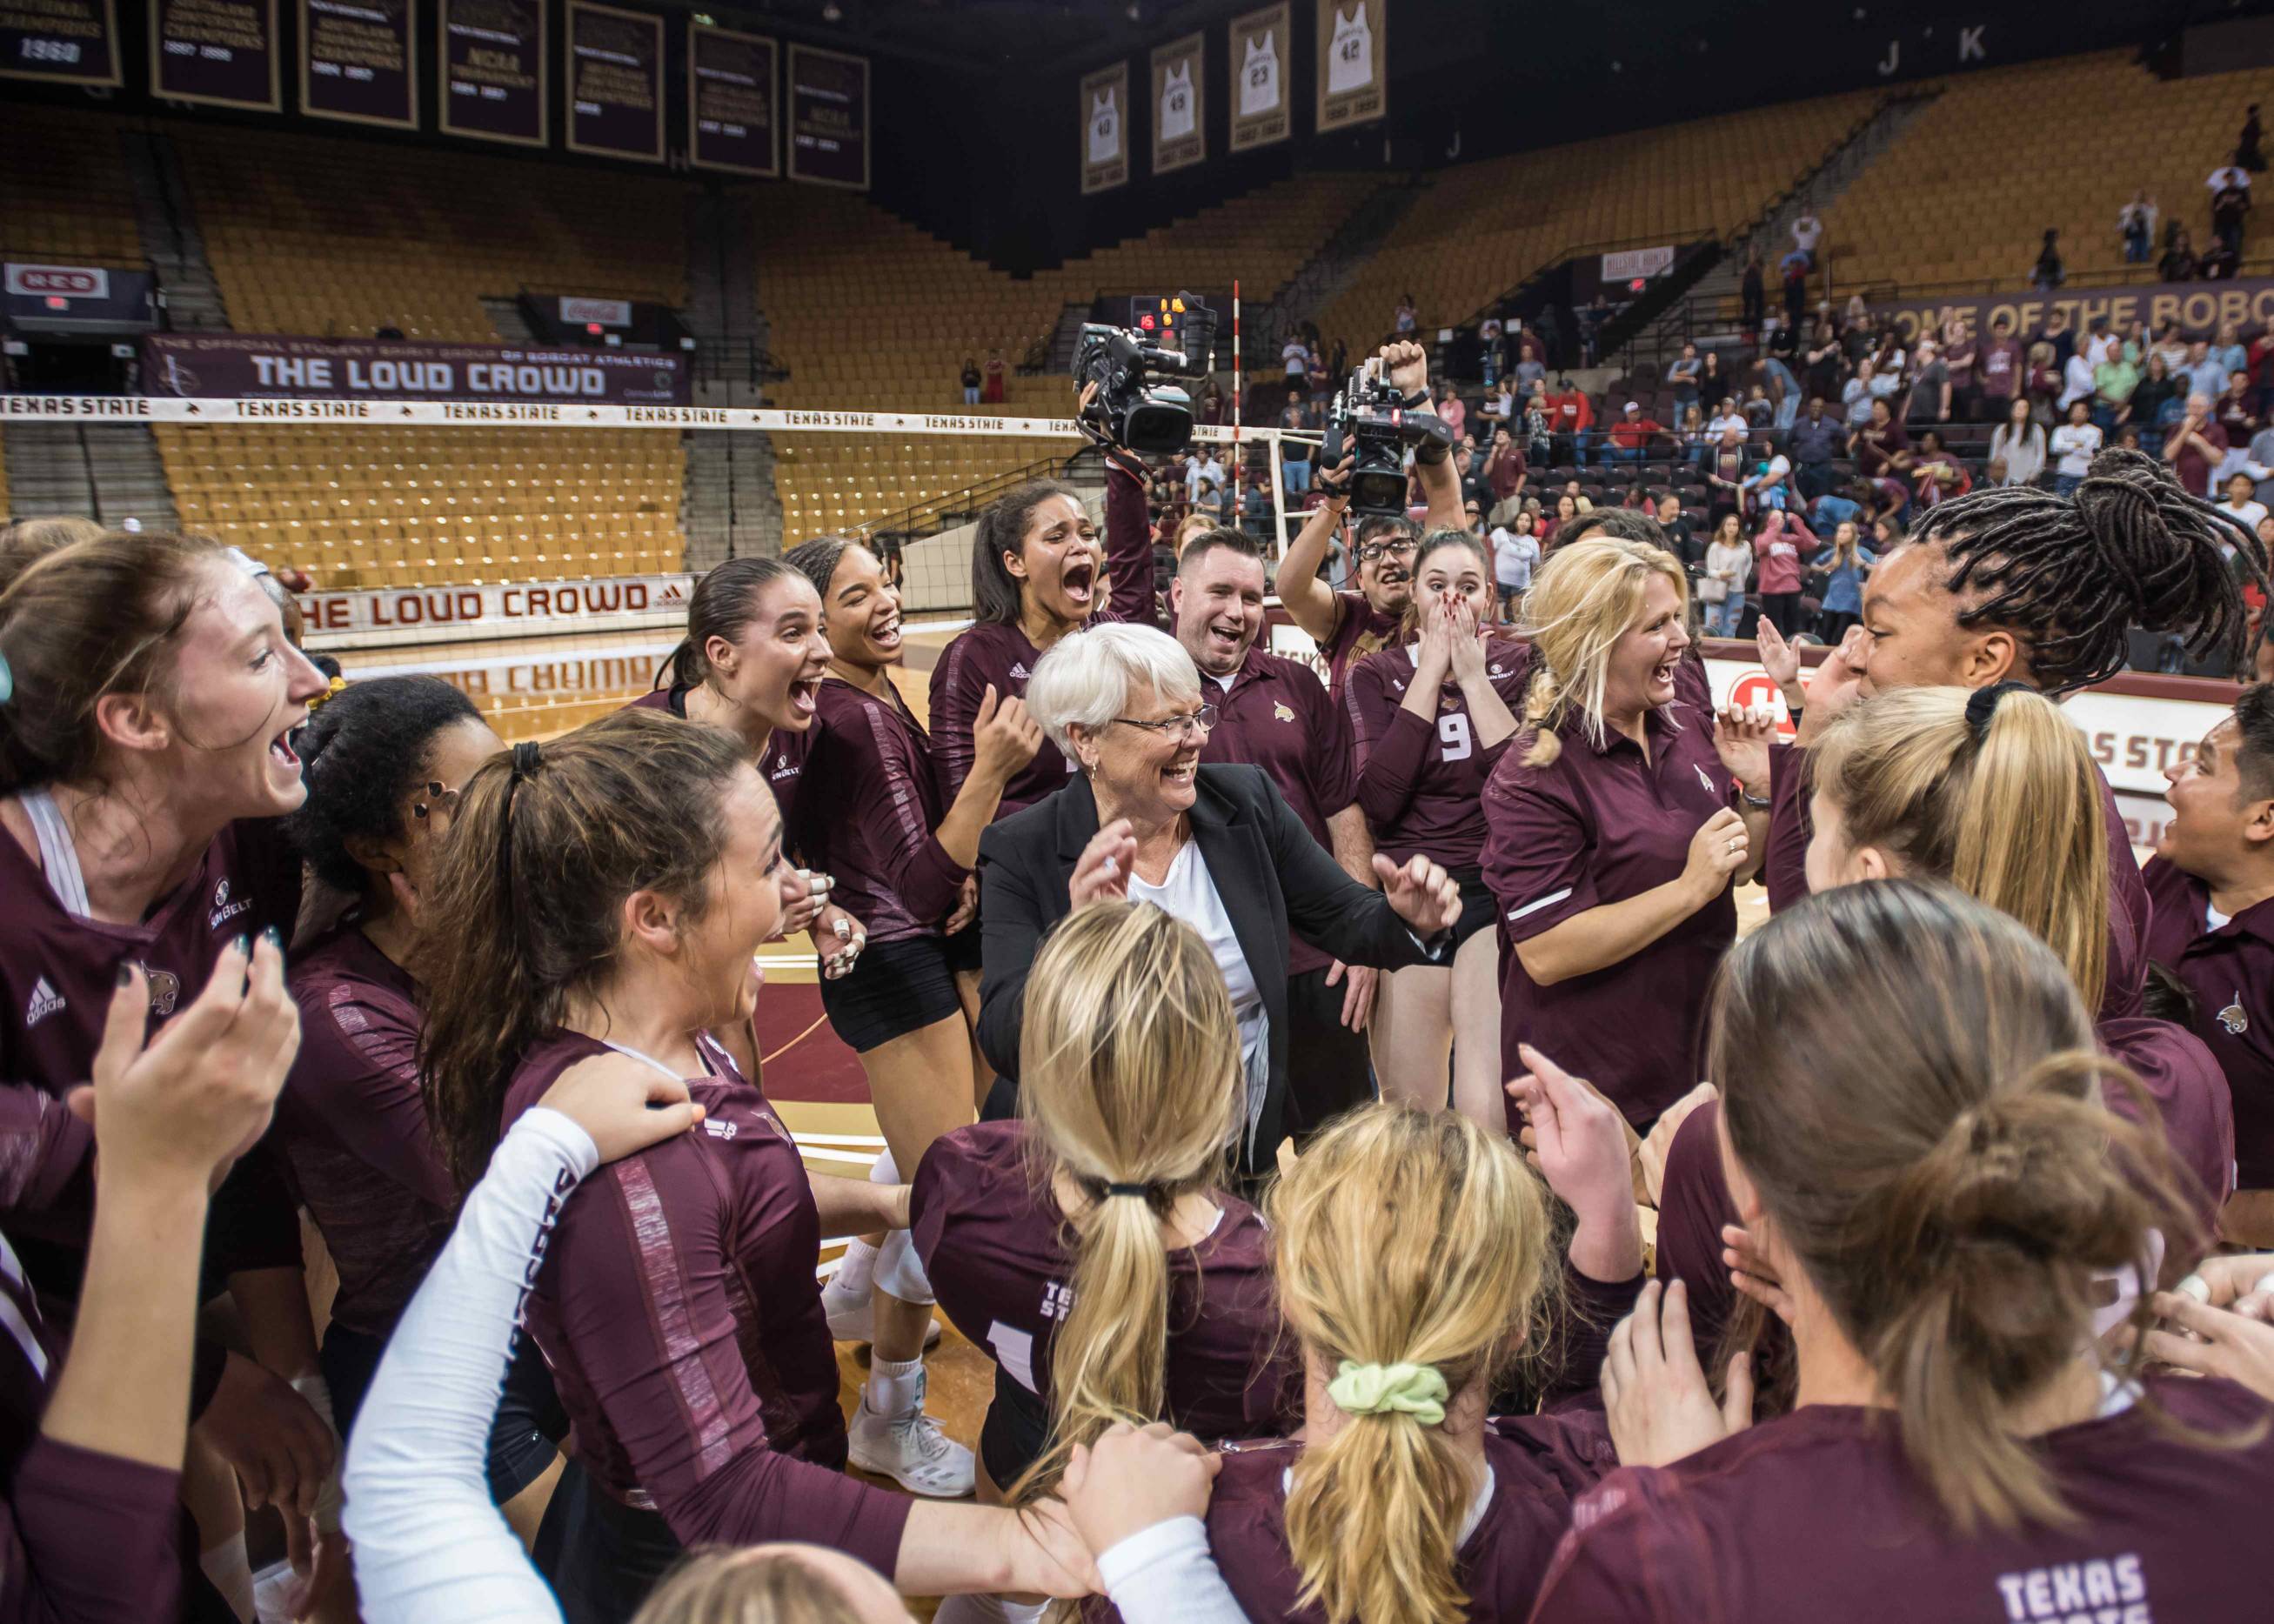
[9,339,2274,1624]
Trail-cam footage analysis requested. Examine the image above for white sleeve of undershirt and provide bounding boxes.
[342,1108,599,1624]
[1094,1516,1255,1624]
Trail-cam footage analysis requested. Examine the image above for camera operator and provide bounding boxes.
[1277,342,1470,698]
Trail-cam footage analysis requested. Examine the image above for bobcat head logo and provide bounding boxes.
[1273,701,1295,723]
[141,966,182,1016]
[2219,992,2250,1036]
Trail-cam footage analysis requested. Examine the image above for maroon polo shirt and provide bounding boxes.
[1530,1375,2274,1622]
[1346,638,1532,872]
[623,686,810,835]
[1318,589,1408,702]
[1850,419,1910,480]
[793,678,965,945]
[2144,855,2274,1187]
[275,926,455,1340]
[1199,644,1360,976]
[1484,694,1736,1129]
[910,1120,1299,1443]
[1765,745,2150,1020]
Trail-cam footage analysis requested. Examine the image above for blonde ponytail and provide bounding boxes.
[1515,537,1689,769]
[1271,1106,1556,1624]
[1008,900,1245,1502]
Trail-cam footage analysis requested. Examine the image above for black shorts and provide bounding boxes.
[818,931,966,1053]
[323,1318,565,1502]
[1449,865,1496,948]
[979,1362,1052,1492]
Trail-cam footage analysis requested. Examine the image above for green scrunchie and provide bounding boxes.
[1327,1360,1448,1426]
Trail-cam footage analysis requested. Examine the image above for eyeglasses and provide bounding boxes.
[1354,540,1419,563]
[411,781,461,822]
[1112,703,1219,741]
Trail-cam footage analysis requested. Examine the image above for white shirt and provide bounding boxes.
[2060,353,2098,410]
[1282,339,1308,376]
[1490,528,1541,588]
[2211,166,2251,193]
[1792,215,1822,251]
[1708,411,1749,438]
[2050,422,2103,478]
[1127,842,1268,1143]
[2219,498,2269,535]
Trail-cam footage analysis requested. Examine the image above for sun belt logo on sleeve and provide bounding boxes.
[2219,991,2250,1035]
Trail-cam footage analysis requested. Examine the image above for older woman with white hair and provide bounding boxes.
[973,624,1461,1173]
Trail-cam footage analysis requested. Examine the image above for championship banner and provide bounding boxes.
[438,0,545,148]
[565,0,663,164]
[1867,276,2274,346]
[1080,60,1128,195]
[138,333,687,405]
[300,0,415,130]
[786,43,869,190]
[0,0,120,86]
[152,0,281,110]
[1150,32,1203,177]
[1314,0,1384,133]
[297,573,693,638]
[689,22,776,177]
[1227,2,1288,152]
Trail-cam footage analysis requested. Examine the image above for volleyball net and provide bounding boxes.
[3,394,1308,739]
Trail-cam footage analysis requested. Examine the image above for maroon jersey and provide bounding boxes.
[622,688,809,834]
[1530,1376,2274,1623]
[793,678,966,943]
[2144,855,2274,1186]
[1766,744,2150,1020]
[0,817,300,1247]
[910,1119,1299,1440]
[1200,645,1360,977]
[929,621,1099,819]
[1347,638,1532,871]
[1483,690,1736,1126]
[275,926,453,1338]
[1319,589,1407,701]
[500,1029,908,1572]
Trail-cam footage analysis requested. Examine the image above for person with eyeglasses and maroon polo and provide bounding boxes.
[971,625,1461,1181]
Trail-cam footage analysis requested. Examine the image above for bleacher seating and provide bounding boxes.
[1318,92,1880,357]
[171,124,689,342]
[152,424,686,589]
[0,104,145,267]
[1823,52,2274,296]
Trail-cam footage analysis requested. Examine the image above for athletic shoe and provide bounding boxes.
[821,1274,941,1347]
[847,1388,976,1498]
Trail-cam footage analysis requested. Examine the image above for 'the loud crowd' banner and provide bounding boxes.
[1080,60,1128,195]
[439,0,545,147]
[140,333,688,404]
[0,0,121,86]
[1227,2,1289,151]
[1867,277,2274,344]
[689,22,776,177]
[1151,32,1204,177]
[296,573,692,637]
[152,0,281,110]
[300,0,416,130]
[1315,0,1385,133]
[565,0,663,163]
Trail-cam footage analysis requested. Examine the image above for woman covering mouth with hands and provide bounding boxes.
[973,624,1461,1180]
[1483,536,1778,1130]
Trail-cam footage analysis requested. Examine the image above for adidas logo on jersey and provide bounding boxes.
[24,978,64,1029]
[704,1117,739,1140]
[1009,661,1030,681]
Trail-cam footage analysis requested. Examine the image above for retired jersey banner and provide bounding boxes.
[689,22,776,177]
[565,0,663,163]
[1315,0,1384,133]
[1227,2,1288,152]
[152,0,281,110]
[0,0,120,85]
[786,43,868,189]
[1080,60,1128,194]
[1150,32,1203,176]
[141,332,688,404]
[300,0,416,129]
[1866,276,2274,346]
[438,0,545,147]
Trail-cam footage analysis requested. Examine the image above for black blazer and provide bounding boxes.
[976,763,1447,1167]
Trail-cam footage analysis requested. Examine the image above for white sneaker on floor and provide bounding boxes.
[847,1390,976,1498]
[821,1274,941,1347]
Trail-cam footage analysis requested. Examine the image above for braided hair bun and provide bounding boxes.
[1915,446,2269,693]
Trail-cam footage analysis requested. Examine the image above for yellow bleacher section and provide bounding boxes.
[1823,52,2274,296]
[1319,91,1881,355]
[757,173,1361,545]
[171,124,689,343]
[0,104,145,266]
[153,424,684,589]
